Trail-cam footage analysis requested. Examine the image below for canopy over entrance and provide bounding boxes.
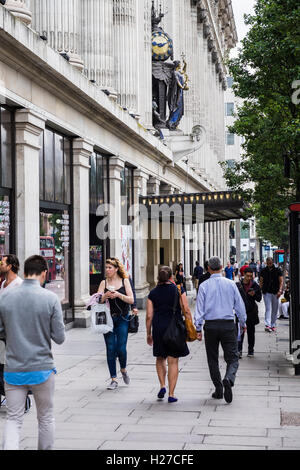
[140,191,245,223]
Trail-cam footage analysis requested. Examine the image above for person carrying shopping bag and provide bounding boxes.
[97,258,134,390]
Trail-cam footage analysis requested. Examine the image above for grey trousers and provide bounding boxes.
[204,320,239,390]
[3,372,55,450]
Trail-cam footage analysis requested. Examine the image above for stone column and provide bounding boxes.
[181,224,192,292]
[137,0,152,127]
[109,156,125,259]
[72,138,93,328]
[236,219,241,265]
[113,0,138,113]
[81,0,117,98]
[205,222,210,261]
[15,109,46,271]
[4,0,32,25]
[133,169,150,308]
[146,176,160,288]
[32,0,84,70]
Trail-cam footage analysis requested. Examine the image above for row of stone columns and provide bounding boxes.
[6,0,151,121]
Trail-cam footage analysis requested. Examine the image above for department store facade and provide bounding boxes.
[0,0,237,326]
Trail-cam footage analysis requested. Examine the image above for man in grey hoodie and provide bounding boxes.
[0,255,65,450]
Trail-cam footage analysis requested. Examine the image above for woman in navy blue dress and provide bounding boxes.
[146,266,190,403]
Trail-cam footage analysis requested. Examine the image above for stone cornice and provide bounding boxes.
[0,5,173,166]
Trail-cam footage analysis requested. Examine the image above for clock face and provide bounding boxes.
[152,31,173,61]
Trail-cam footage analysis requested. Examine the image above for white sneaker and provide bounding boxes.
[107,380,118,390]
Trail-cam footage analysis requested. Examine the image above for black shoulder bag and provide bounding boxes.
[162,288,187,355]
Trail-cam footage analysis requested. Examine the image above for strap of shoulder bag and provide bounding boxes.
[172,286,179,315]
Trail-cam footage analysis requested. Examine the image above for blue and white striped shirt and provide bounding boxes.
[194,274,247,332]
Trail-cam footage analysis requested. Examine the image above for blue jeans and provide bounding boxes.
[104,314,129,378]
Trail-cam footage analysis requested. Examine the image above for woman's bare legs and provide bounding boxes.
[156,357,167,388]
[167,357,179,397]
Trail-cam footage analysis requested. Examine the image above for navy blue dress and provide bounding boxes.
[148,283,189,359]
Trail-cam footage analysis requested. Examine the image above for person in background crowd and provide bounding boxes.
[240,261,250,278]
[0,255,65,450]
[278,280,290,320]
[233,261,239,278]
[236,267,262,358]
[256,261,262,278]
[224,261,235,281]
[192,261,203,294]
[198,261,211,286]
[0,255,23,292]
[0,255,23,408]
[259,257,283,333]
[195,257,247,404]
[98,258,134,390]
[146,266,190,403]
[249,259,258,278]
[175,263,186,293]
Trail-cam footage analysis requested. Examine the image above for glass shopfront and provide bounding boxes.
[0,106,14,258]
[89,152,110,294]
[39,128,73,323]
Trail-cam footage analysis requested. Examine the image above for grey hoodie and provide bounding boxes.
[0,279,65,373]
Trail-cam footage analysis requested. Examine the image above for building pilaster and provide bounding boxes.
[109,156,126,260]
[133,169,150,308]
[15,108,46,271]
[72,138,94,327]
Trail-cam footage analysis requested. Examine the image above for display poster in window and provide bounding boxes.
[120,225,132,277]
[90,246,103,275]
[0,197,10,256]
[40,211,70,306]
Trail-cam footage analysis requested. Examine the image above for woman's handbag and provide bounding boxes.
[163,289,187,354]
[90,301,113,334]
[128,314,139,333]
[177,286,198,342]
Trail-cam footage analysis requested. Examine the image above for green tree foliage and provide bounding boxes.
[221,0,300,247]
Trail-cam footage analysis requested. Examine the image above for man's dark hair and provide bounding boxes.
[3,254,20,274]
[24,255,48,277]
[195,261,199,266]
[204,261,209,271]
[244,267,253,275]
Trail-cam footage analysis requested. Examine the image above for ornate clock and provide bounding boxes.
[152,30,173,62]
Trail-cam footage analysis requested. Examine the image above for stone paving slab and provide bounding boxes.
[184,444,267,450]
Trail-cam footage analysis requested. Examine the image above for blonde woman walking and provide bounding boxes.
[98,258,134,390]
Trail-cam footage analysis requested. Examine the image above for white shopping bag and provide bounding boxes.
[90,301,113,334]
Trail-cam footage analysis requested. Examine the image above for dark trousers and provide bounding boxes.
[204,320,239,390]
[238,323,255,354]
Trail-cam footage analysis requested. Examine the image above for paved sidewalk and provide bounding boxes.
[1,296,300,450]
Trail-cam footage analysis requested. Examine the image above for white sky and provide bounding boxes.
[231,0,256,56]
